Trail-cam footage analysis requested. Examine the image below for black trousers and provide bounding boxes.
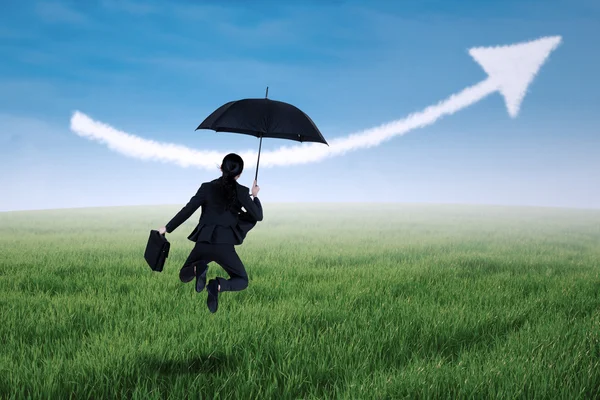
[180,242,249,292]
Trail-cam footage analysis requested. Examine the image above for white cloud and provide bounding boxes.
[69,36,562,170]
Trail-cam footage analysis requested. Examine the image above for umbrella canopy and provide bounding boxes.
[196,89,328,182]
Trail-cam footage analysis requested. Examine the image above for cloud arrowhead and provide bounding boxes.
[469,36,562,118]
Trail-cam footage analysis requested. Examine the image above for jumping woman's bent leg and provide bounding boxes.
[213,244,249,292]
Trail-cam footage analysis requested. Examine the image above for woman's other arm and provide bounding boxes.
[238,180,263,222]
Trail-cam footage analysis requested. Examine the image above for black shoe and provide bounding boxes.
[179,265,195,283]
[206,279,219,313]
[195,262,208,293]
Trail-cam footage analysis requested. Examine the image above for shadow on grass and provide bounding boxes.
[139,352,237,375]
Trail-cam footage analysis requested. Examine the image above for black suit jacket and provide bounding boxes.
[165,178,263,245]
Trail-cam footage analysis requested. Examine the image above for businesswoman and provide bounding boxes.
[157,153,263,313]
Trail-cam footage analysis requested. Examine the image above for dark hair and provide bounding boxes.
[220,153,244,211]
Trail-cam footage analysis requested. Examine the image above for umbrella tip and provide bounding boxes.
[265,86,269,98]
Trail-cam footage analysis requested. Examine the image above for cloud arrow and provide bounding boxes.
[469,35,562,117]
[70,35,562,169]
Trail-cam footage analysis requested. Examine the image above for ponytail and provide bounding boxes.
[220,172,237,211]
[219,153,244,211]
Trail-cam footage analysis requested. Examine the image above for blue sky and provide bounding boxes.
[1,0,599,211]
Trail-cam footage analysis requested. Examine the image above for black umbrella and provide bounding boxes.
[196,87,328,182]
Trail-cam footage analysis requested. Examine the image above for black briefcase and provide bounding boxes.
[144,230,170,272]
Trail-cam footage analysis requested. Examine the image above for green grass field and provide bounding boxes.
[1,203,599,399]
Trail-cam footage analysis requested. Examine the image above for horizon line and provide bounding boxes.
[1,201,599,214]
